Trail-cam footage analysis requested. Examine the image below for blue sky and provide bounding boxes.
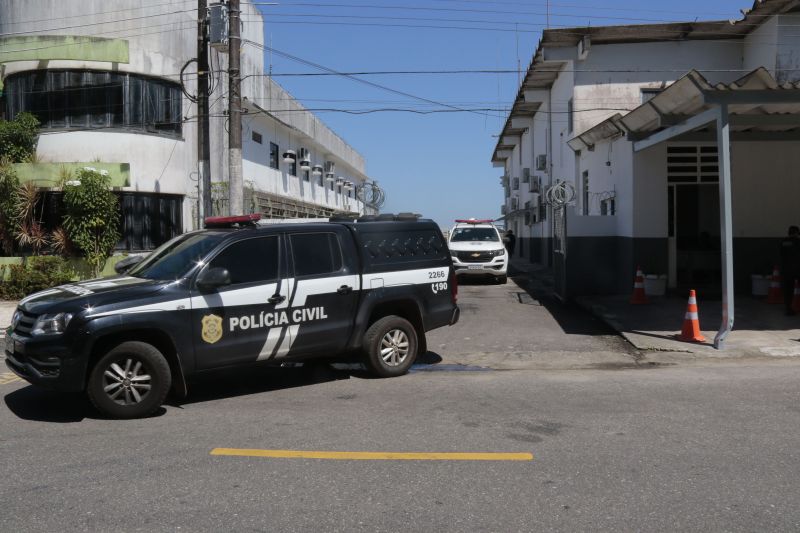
[254,0,747,228]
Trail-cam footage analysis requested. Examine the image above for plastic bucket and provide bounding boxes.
[751,274,770,296]
[644,275,667,296]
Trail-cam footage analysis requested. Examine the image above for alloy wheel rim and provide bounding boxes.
[102,358,152,406]
[380,329,410,366]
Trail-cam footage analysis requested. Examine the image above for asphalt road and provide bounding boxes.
[2,278,800,532]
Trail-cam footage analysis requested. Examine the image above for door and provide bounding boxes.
[670,184,721,291]
[282,230,360,357]
[190,235,291,369]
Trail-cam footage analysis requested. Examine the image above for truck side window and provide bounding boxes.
[291,233,343,277]
[208,236,279,285]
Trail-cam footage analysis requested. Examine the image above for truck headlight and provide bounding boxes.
[487,249,505,257]
[31,312,74,336]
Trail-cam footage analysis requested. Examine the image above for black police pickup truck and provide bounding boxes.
[5,213,459,418]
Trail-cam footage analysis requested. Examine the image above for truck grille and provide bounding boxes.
[12,310,37,337]
[456,251,493,263]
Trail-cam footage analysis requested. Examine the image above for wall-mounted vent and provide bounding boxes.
[535,154,547,171]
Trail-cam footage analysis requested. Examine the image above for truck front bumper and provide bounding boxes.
[4,334,87,392]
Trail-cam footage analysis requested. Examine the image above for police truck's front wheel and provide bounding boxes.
[363,316,418,378]
[87,341,172,419]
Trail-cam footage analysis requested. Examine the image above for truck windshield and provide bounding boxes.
[450,227,499,242]
[127,233,226,280]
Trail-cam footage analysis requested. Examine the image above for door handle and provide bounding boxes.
[268,294,286,304]
[337,285,353,295]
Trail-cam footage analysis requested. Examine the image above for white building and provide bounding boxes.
[0,0,374,251]
[493,0,800,304]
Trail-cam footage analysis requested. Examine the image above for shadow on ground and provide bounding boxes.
[506,266,624,338]
[4,353,447,421]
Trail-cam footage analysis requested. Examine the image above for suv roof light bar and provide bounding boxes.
[454,219,494,224]
[204,213,262,228]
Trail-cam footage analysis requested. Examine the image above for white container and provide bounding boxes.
[644,274,667,296]
[751,274,770,296]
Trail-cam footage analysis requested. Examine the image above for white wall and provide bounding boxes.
[744,15,778,75]
[730,141,800,236]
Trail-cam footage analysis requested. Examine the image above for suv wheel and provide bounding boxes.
[87,341,172,419]
[363,316,418,378]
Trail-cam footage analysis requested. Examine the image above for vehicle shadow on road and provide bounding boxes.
[3,387,170,422]
[174,364,357,407]
[4,387,89,423]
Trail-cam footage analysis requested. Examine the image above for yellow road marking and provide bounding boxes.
[211,448,533,461]
[0,372,22,385]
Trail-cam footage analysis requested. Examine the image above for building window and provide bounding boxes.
[582,171,589,215]
[35,191,183,253]
[567,98,574,134]
[269,142,279,169]
[641,88,662,104]
[4,69,182,137]
[289,159,297,177]
[303,170,310,182]
[252,131,262,144]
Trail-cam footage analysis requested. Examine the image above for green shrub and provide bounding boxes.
[0,113,39,163]
[0,256,75,300]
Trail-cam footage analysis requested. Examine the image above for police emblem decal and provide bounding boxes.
[201,314,223,344]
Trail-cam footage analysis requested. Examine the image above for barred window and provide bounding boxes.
[4,70,182,137]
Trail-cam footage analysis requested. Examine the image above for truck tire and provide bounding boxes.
[362,316,418,378]
[87,341,172,419]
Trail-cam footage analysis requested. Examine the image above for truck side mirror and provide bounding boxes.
[114,255,144,274]
[196,267,231,292]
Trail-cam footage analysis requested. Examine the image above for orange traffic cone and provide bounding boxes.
[678,289,706,343]
[766,266,783,304]
[630,266,648,304]
[792,280,800,313]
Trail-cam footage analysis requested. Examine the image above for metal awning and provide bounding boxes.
[570,67,800,349]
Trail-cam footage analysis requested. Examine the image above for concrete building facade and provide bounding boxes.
[0,0,374,251]
[493,0,800,299]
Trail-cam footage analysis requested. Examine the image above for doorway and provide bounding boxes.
[668,183,721,292]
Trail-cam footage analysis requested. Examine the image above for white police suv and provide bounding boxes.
[447,219,507,284]
[5,213,459,418]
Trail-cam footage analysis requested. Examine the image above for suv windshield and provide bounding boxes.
[128,232,226,280]
[450,227,499,242]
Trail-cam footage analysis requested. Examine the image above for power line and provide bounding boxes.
[0,0,195,28]
[243,39,502,119]
[258,2,752,26]
[0,8,197,38]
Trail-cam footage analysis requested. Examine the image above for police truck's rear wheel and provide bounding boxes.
[363,316,418,378]
[87,341,172,419]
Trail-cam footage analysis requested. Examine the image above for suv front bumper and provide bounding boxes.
[4,333,87,392]
[452,257,507,276]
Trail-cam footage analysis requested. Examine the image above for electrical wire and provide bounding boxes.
[0,8,197,38]
[243,39,503,119]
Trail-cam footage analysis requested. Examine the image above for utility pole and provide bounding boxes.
[197,0,212,222]
[227,0,243,215]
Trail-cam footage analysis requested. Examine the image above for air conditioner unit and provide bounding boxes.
[530,176,541,193]
[535,154,547,171]
[522,168,530,183]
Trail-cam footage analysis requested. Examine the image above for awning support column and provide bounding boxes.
[714,103,734,349]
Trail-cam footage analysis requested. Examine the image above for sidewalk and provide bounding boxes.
[0,300,16,339]
[508,258,800,359]
[577,294,800,358]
